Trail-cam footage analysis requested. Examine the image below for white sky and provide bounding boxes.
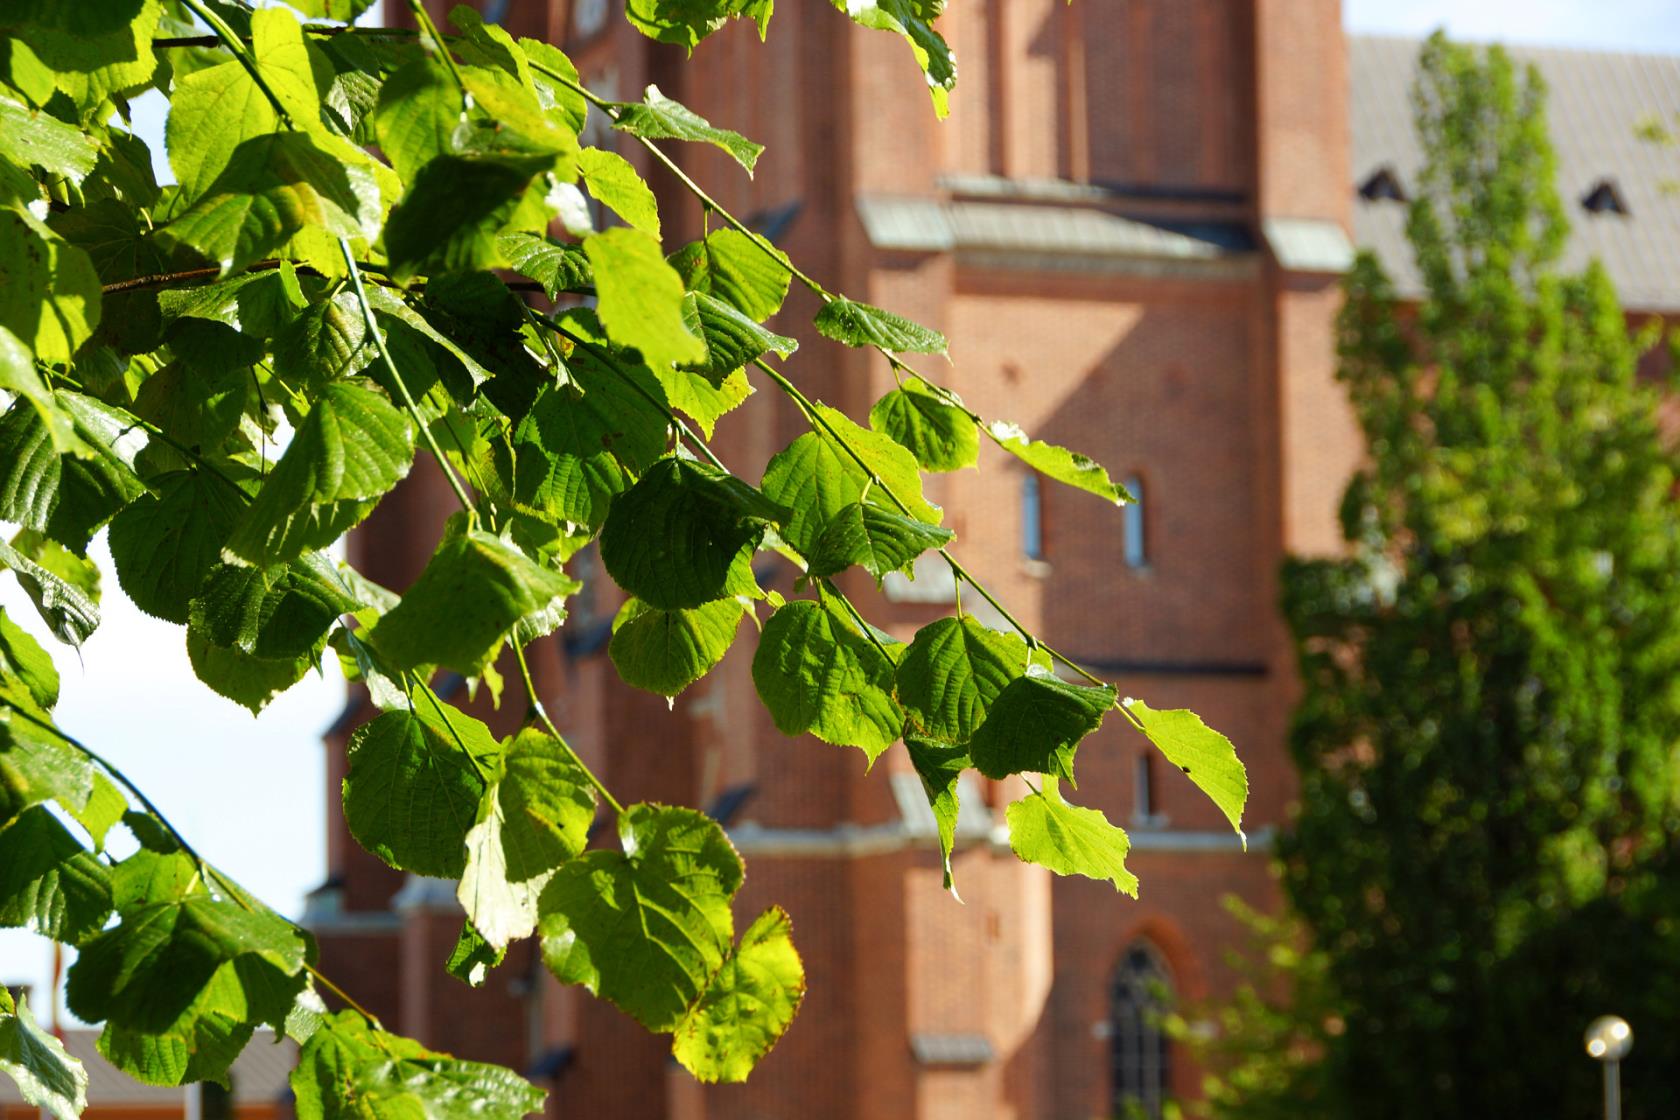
[6,0,1678,1026]
[1344,0,1680,53]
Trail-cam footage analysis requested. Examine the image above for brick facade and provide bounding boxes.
[313,2,1364,1116]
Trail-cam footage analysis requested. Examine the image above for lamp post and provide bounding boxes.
[1584,1016,1633,1120]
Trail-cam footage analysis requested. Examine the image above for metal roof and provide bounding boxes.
[856,196,1257,279]
[0,1029,296,1106]
[1351,35,1680,311]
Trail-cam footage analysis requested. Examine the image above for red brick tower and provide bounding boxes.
[310,3,1358,1117]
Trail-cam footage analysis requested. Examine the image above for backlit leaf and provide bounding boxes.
[987,420,1133,506]
[671,906,804,1083]
[813,297,946,356]
[538,804,742,1032]
[968,669,1115,783]
[609,596,745,697]
[751,598,902,762]
[1006,778,1137,896]
[1124,698,1247,842]
[612,85,763,174]
[341,704,494,879]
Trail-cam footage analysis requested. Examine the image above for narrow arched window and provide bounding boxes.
[1111,943,1173,1119]
[1122,475,1147,569]
[1022,473,1045,561]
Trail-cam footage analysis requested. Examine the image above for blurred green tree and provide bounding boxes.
[1186,32,1680,1119]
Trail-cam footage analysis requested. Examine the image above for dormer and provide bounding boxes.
[1581,178,1630,217]
[1357,166,1409,204]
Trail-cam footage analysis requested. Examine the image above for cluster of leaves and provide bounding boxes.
[0,0,1246,1112]
[1198,36,1680,1120]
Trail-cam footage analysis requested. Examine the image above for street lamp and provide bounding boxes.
[1584,1016,1633,1120]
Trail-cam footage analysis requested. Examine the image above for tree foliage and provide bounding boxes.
[0,0,1246,1111]
[1197,34,1680,1119]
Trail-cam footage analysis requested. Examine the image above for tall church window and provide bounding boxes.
[1022,473,1045,561]
[1111,943,1173,1119]
[1122,475,1147,569]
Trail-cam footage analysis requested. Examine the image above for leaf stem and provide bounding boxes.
[177,0,294,127]
[510,640,626,816]
[410,673,492,783]
[406,0,468,98]
[338,240,477,516]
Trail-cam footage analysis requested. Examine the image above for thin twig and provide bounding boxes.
[338,240,478,516]
[511,641,626,816]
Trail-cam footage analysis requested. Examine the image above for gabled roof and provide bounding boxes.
[1351,35,1680,311]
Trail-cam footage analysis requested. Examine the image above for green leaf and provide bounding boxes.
[20,0,162,117]
[668,228,791,321]
[0,712,92,819]
[162,132,379,275]
[659,366,754,440]
[1124,698,1248,843]
[671,906,804,1083]
[0,94,99,182]
[870,382,978,471]
[969,669,1115,783]
[812,403,942,525]
[67,772,126,852]
[538,804,742,1032]
[384,151,558,282]
[507,364,668,531]
[250,6,335,126]
[0,995,87,1120]
[623,0,772,49]
[608,596,745,697]
[986,421,1133,506]
[0,805,113,944]
[612,85,764,174]
[184,631,323,715]
[277,0,376,19]
[190,553,359,661]
[166,60,281,202]
[585,227,706,371]
[515,38,589,135]
[458,729,596,950]
[371,58,462,185]
[751,598,902,762]
[0,327,85,456]
[904,735,966,893]
[0,537,99,649]
[342,705,494,878]
[369,527,579,675]
[813,297,946,356]
[224,380,414,570]
[0,393,147,553]
[681,292,797,376]
[807,499,953,582]
[108,471,248,625]
[0,607,59,711]
[497,232,593,298]
[0,209,101,363]
[895,616,1036,744]
[445,922,505,988]
[272,293,370,388]
[292,1010,545,1120]
[599,457,783,610]
[67,861,311,1086]
[1006,779,1138,896]
[578,147,661,236]
[758,431,865,556]
[830,0,956,119]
